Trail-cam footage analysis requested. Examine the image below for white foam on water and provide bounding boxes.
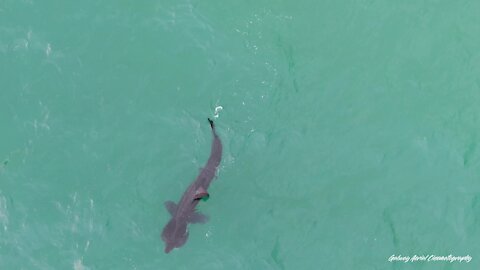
[0,194,8,231]
[46,43,51,56]
[84,240,90,252]
[73,259,89,270]
[214,105,223,118]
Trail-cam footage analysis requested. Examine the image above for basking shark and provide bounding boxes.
[161,118,222,253]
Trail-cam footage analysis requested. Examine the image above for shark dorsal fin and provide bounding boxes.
[165,201,177,216]
[193,187,209,201]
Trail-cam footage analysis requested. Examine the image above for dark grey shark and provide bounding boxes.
[161,118,222,253]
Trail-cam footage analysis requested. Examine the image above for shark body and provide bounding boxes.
[161,118,222,253]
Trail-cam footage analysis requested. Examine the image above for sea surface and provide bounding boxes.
[1,1,480,269]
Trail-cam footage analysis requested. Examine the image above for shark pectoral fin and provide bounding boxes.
[165,201,177,216]
[193,187,209,200]
[189,211,209,224]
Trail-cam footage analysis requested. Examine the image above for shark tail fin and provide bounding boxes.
[208,118,214,129]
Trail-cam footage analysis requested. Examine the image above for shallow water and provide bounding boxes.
[1,1,480,269]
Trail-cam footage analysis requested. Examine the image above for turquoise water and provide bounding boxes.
[2,0,480,269]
